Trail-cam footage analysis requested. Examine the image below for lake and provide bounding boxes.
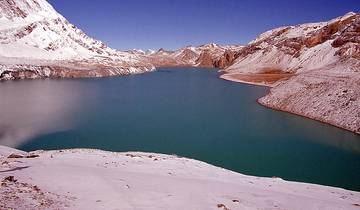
[0,68,359,191]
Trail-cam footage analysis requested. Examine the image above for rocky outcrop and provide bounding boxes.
[195,50,214,67]
[213,50,240,68]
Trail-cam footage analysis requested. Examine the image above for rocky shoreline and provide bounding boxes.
[257,71,360,134]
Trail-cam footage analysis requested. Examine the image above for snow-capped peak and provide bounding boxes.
[199,43,220,49]
[0,0,156,80]
[0,0,59,30]
[0,0,145,63]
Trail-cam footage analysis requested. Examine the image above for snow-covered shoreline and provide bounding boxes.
[0,146,359,209]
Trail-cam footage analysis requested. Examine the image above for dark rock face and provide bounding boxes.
[233,44,262,59]
[306,14,357,48]
[195,50,214,67]
[213,50,239,68]
[275,37,304,57]
[332,16,360,59]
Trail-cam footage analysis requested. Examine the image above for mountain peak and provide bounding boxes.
[0,0,117,60]
[0,0,62,33]
[332,11,358,23]
[0,0,155,77]
[344,11,357,16]
[200,43,219,48]
[0,0,58,20]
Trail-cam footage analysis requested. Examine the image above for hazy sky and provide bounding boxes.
[48,0,359,50]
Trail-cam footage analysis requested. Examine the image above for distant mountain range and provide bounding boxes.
[137,43,243,68]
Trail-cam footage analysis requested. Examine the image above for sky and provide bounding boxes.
[48,0,360,51]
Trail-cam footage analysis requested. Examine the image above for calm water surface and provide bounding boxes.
[1,68,359,191]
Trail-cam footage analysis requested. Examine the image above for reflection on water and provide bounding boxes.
[0,79,91,147]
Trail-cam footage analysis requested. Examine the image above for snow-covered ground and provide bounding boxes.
[0,146,359,210]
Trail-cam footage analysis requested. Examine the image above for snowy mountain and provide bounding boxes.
[225,12,360,73]
[221,12,360,134]
[0,0,154,80]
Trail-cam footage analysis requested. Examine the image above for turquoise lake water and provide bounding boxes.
[0,68,359,191]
